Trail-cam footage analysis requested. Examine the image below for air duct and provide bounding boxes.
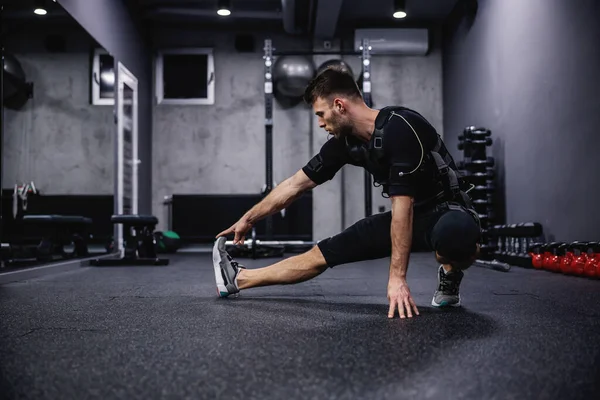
[354,29,429,55]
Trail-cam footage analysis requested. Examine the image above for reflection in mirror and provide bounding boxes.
[1,0,116,269]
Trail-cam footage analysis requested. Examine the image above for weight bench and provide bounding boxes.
[90,214,169,266]
[23,214,92,261]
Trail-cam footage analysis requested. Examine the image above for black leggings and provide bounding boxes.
[317,207,479,268]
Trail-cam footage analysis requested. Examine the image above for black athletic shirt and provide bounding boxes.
[302,106,450,203]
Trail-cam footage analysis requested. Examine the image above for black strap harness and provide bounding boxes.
[346,106,479,225]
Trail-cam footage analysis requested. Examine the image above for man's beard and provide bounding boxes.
[330,117,353,139]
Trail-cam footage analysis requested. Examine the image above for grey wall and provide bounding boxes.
[59,0,153,213]
[443,0,600,241]
[151,31,314,231]
[2,24,113,194]
[151,30,443,240]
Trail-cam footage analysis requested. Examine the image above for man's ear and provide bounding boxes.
[333,98,345,113]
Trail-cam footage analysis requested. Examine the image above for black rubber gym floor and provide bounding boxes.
[1,252,599,400]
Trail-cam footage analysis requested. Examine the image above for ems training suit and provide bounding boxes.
[302,106,481,268]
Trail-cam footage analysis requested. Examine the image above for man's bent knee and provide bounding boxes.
[431,210,481,271]
[307,245,328,273]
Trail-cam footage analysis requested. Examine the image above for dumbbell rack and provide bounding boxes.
[457,126,496,257]
[486,223,544,267]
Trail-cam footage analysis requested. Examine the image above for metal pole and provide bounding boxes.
[263,39,274,239]
[273,50,360,56]
[361,38,373,218]
[1,43,4,240]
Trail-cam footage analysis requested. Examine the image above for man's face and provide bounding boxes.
[313,97,353,140]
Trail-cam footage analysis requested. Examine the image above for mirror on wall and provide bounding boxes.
[2,0,117,267]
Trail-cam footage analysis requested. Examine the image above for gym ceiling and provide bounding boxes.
[3,0,460,35]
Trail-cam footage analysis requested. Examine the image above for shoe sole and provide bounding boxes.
[212,238,229,297]
[431,297,461,307]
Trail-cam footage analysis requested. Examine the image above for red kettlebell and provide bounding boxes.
[583,242,599,278]
[558,243,574,274]
[570,242,588,276]
[528,243,545,269]
[542,242,557,270]
[542,242,561,271]
[594,243,600,277]
[548,243,563,272]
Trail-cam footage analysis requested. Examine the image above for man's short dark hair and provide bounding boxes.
[303,66,362,105]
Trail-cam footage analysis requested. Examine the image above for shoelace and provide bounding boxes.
[227,255,245,272]
[439,272,460,295]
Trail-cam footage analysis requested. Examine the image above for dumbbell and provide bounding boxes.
[494,225,510,255]
[514,222,543,253]
[463,126,491,138]
[470,172,493,185]
[472,199,488,211]
[519,236,537,256]
[462,157,495,169]
[471,184,495,195]
[502,224,518,255]
[477,214,490,225]
[458,137,493,151]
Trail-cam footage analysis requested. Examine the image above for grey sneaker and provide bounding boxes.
[431,265,464,307]
[212,237,244,298]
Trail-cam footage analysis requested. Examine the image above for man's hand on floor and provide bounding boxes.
[387,277,420,318]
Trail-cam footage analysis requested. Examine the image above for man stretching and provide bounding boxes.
[213,67,481,319]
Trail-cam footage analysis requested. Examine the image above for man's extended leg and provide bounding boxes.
[212,236,328,297]
[237,245,327,289]
[213,211,395,297]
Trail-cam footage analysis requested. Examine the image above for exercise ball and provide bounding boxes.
[3,52,26,100]
[317,59,354,77]
[273,56,315,99]
[3,52,31,110]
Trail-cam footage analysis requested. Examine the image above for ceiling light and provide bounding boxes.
[393,0,407,19]
[34,0,47,15]
[217,0,231,16]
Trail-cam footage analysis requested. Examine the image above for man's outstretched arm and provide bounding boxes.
[387,195,420,318]
[217,169,317,244]
[244,169,317,224]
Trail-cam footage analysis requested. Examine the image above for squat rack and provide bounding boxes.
[261,38,374,236]
[225,39,374,257]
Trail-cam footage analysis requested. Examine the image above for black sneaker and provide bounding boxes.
[431,265,464,307]
[212,237,244,298]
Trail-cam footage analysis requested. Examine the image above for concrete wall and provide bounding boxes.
[2,24,113,194]
[151,30,444,239]
[151,31,313,231]
[443,0,600,241]
[59,0,154,213]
